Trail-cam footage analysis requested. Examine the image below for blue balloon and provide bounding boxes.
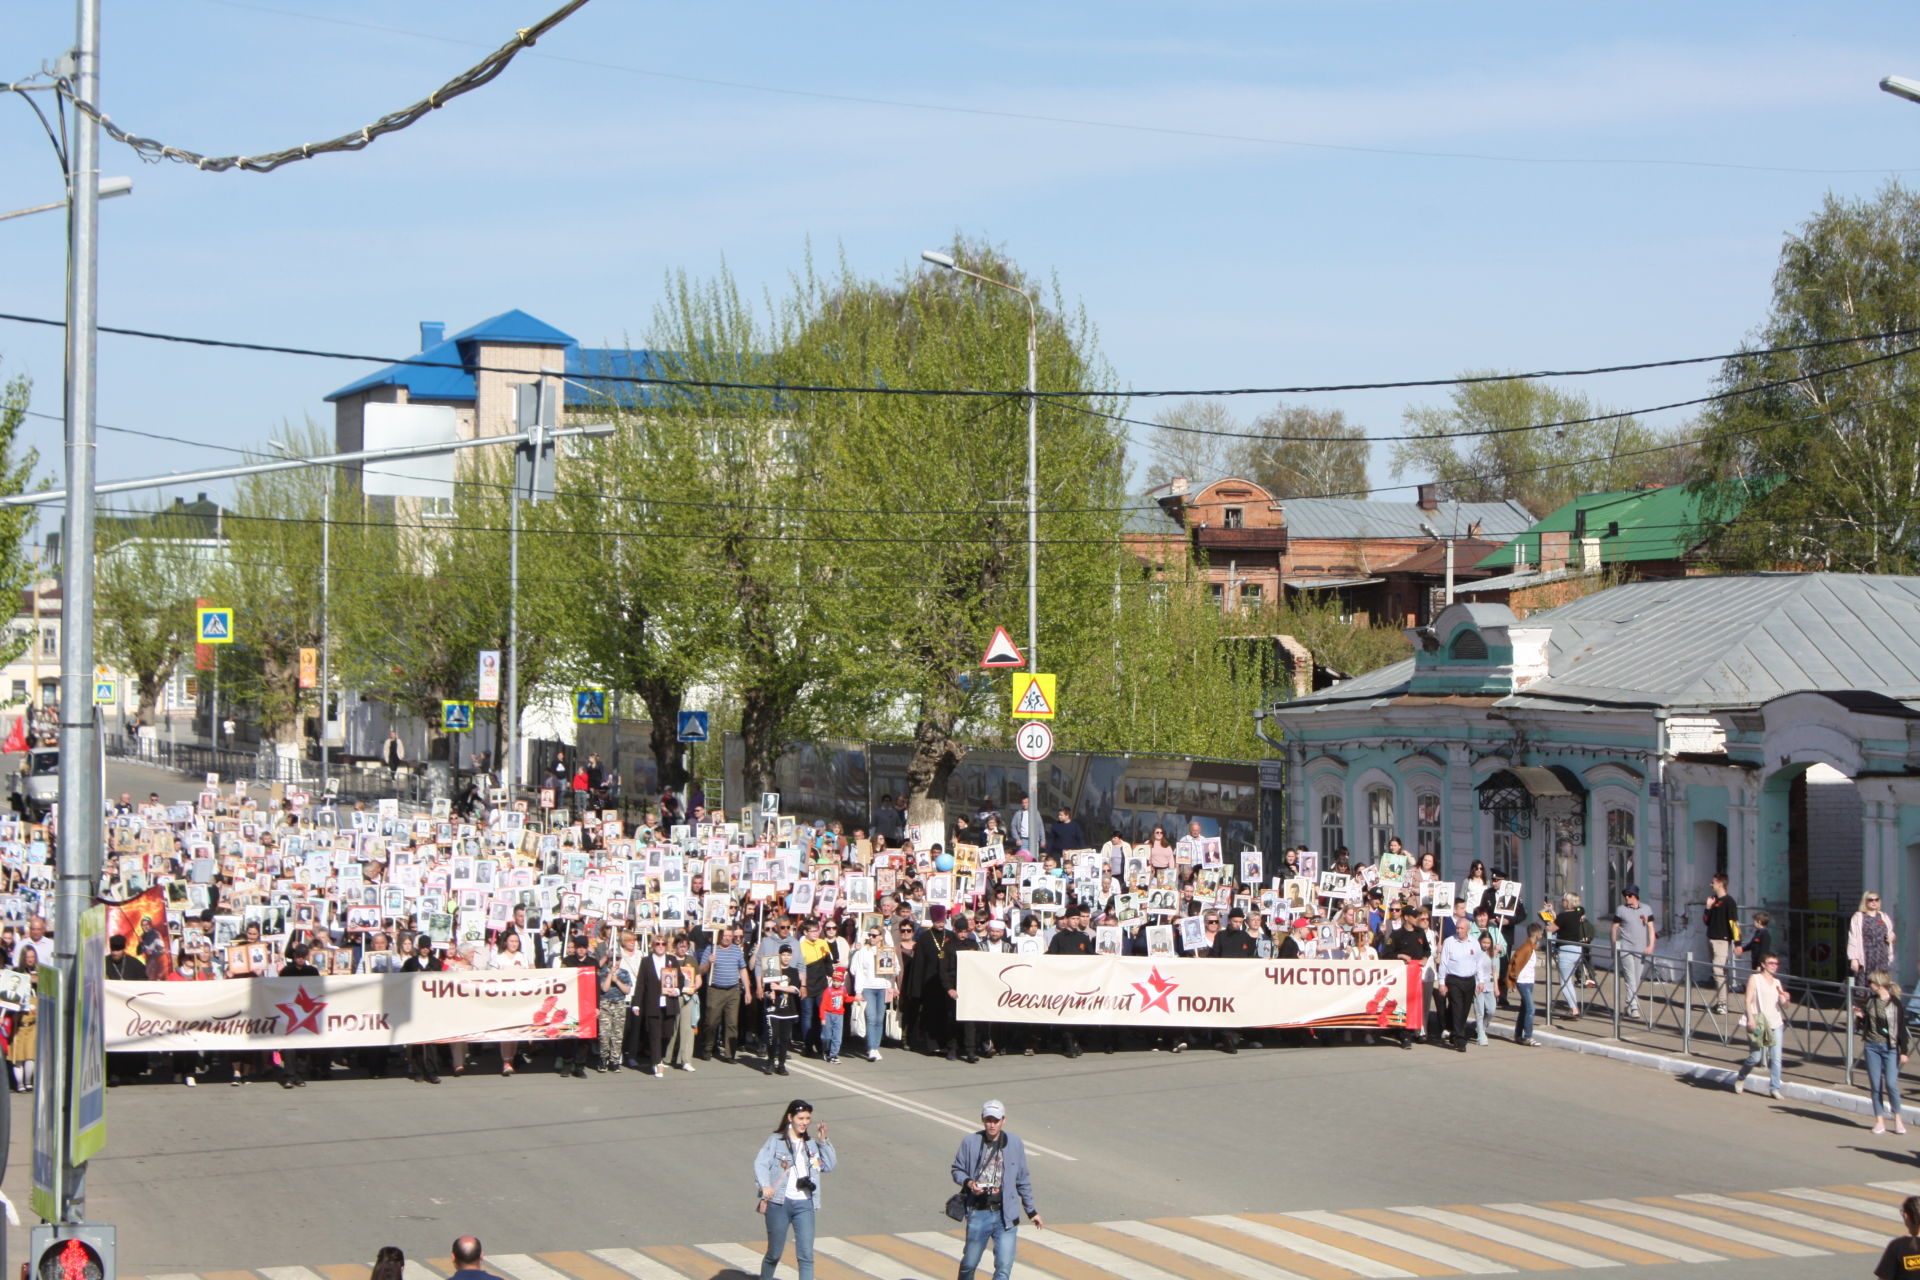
[935,853,955,872]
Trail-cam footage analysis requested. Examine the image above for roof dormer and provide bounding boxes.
[1405,602,1551,696]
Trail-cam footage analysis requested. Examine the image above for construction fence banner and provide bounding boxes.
[956,953,1424,1030]
[104,969,598,1052]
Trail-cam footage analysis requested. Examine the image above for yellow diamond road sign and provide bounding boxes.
[196,607,234,644]
[1010,672,1056,719]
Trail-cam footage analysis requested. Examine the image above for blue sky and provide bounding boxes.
[3,0,1918,526]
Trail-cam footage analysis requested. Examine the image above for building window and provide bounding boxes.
[1223,506,1244,529]
[1209,582,1225,608]
[1318,792,1344,856]
[419,495,456,520]
[1605,807,1636,908]
[8,680,22,702]
[1366,785,1394,859]
[40,628,55,658]
[1490,810,1523,879]
[1240,583,1263,609]
[1416,789,1442,862]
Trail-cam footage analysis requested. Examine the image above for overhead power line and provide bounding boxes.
[2,309,1919,437]
[195,0,1920,178]
[56,0,593,173]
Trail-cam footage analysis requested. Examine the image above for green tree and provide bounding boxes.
[786,241,1129,828]
[1392,377,1665,518]
[0,372,43,670]
[1693,181,1920,572]
[1230,404,1370,498]
[214,451,328,747]
[94,507,215,727]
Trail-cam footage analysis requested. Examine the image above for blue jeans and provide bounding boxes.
[798,990,820,1050]
[959,1206,1018,1280]
[862,990,886,1054]
[1739,1031,1783,1096]
[1473,989,1495,1045]
[761,1198,815,1280]
[1515,982,1536,1041]
[821,1009,843,1060]
[1866,1041,1904,1118]
[1556,946,1581,1012]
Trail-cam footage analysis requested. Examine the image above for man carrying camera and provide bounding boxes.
[951,1100,1043,1280]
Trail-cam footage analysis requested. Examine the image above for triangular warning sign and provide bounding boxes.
[981,626,1024,669]
[1014,679,1053,716]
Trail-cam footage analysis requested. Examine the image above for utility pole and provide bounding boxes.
[51,0,104,1228]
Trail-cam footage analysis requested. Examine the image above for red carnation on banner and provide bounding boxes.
[2,716,24,755]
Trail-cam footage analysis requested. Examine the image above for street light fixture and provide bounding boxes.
[1881,75,1920,104]
[921,248,1042,830]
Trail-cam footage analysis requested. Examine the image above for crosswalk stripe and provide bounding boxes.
[1744,1189,1902,1231]
[1197,1213,1418,1278]
[1030,1226,1223,1280]
[630,1246,729,1280]
[1294,1210,1513,1274]
[1153,1218,1372,1280]
[1583,1199,1825,1258]
[147,1273,205,1280]
[584,1248,689,1280]
[489,1254,579,1280]
[843,1233,976,1280]
[316,1265,366,1280]
[1456,1206,1680,1267]
[1100,1219,1315,1280]
[1674,1194,1883,1248]
[1254,1212,1457,1276]
[814,1236,943,1280]
[694,1243,775,1277]
[403,1263,447,1280]
[1344,1208,1559,1272]
[1653,1194,1874,1253]
[1394,1207,1618,1269]
[260,1267,329,1280]
[1874,1181,1920,1196]
[896,1228,1079,1280]
[1835,1183,1913,1205]
[1766,1189,1904,1228]
[536,1251,640,1280]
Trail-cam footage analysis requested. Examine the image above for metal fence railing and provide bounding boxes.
[104,733,437,805]
[1541,939,1860,1089]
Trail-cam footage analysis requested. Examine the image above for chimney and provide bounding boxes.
[1540,530,1570,574]
[1417,483,1440,511]
[419,321,446,351]
[1274,634,1314,698]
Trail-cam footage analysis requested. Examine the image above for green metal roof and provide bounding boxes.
[1473,480,1769,572]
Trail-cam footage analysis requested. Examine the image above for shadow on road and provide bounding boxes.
[1838,1143,1920,1166]
[1769,1105,1875,1128]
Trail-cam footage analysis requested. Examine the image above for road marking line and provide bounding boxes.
[694,1243,774,1276]
[1478,1204,1718,1265]
[585,1248,690,1280]
[1393,1207,1617,1269]
[1675,1194,1883,1247]
[814,1237,944,1280]
[261,1268,329,1280]
[782,1059,1077,1161]
[147,1273,206,1280]
[1750,1189,1902,1229]
[1290,1210,1512,1274]
[1345,1208,1561,1272]
[316,1266,367,1280]
[1196,1214,1417,1278]
[537,1251,642,1280]
[1028,1228,1212,1280]
[1832,1183,1911,1205]
[1101,1220,1314,1280]
[1872,1181,1920,1196]
[489,1255,580,1280]
[1443,1212,1674,1274]
[902,1229,1097,1280]
[403,1263,448,1280]
[1582,1200,1824,1257]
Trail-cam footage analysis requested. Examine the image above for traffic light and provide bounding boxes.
[28,1225,114,1280]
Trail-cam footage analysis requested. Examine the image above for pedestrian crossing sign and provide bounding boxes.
[573,689,608,724]
[92,679,117,706]
[1010,672,1056,719]
[196,607,234,644]
[441,700,474,732]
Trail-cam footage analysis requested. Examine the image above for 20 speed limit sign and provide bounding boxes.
[1015,721,1054,761]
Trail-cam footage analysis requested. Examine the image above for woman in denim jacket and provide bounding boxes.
[753,1098,836,1280]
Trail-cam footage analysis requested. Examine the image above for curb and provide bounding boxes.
[1535,1030,1919,1124]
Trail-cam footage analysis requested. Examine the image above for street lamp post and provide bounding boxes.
[921,249,1041,827]
[1881,75,1920,104]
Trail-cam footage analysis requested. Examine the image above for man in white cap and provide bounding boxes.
[951,1099,1042,1280]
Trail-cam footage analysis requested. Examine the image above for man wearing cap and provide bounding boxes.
[977,918,1017,1057]
[1611,884,1657,1020]
[951,1100,1043,1280]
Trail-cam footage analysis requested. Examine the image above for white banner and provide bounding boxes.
[105,970,599,1052]
[956,953,1423,1030]
[478,649,502,703]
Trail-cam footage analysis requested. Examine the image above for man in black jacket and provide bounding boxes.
[1046,904,1095,1057]
[105,934,149,1085]
[557,933,596,1077]
[401,934,445,1083]
[940,913,984,1062]
[278,943,322,1087]
[1381,908,1430,1050]
[1044,808,1085,859]
[1209,907,1259,1053]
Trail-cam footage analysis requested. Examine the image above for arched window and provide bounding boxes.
[1366,786,1395,859]
[1318,793,1344,856]
[1415,789,1443,862]
[1605,807,1636,908]
[1451,630,1488,660]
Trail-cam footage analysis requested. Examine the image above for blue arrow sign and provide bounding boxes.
[677,710,710,743]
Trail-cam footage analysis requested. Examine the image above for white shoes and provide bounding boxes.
[677,1063,696,1072]
[1732,1077,1744,1094]
[867,1050,881,1062]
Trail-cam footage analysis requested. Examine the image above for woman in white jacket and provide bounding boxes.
[848,925,895,1062]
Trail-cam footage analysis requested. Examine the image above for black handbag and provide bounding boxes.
[944,1135,1000,1221]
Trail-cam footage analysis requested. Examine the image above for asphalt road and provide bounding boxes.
[10,1035,1911,1277]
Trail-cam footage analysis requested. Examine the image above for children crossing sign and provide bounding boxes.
[196,607,234,644]
[1010,672,1056,719]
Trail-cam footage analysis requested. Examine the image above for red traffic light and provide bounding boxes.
[38,1239,103,1280]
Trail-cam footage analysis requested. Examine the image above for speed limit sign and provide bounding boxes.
[1015,721,1054,762]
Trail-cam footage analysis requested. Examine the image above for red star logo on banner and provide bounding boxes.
[1131,965,1180,1014]
[276,985,328,1035]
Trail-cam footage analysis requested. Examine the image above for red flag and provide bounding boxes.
[3,716,25,754]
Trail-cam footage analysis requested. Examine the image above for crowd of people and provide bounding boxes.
[0,780,1902,1107]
